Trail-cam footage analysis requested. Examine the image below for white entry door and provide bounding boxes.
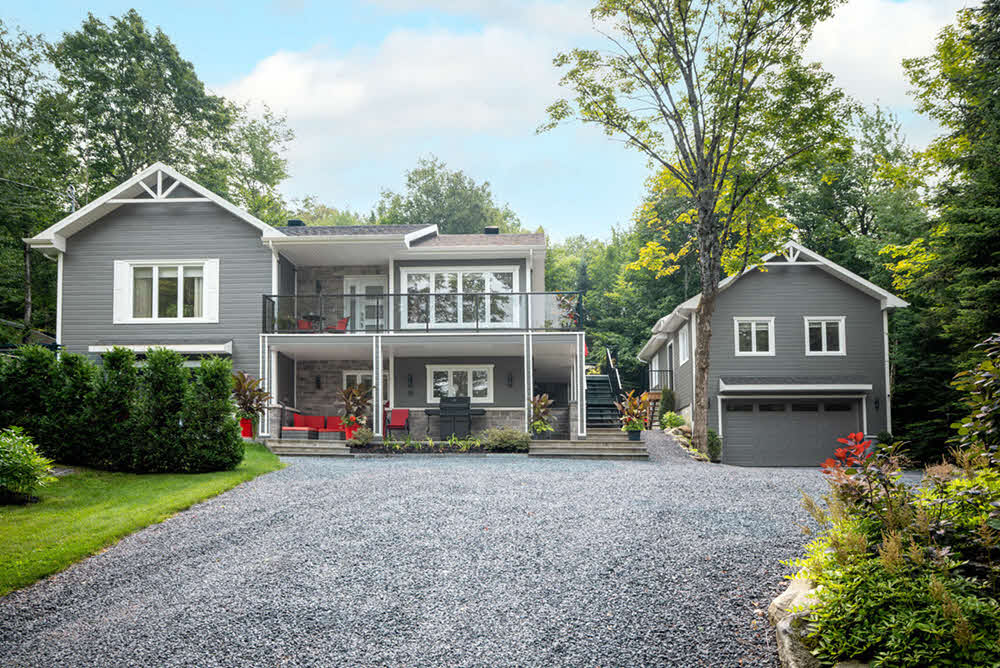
[344,277,387,331]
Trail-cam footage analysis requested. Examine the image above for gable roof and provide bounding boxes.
[25,162,285,254]
[409,232,546,249]
[275,224,428,236]
[637,240,908,361]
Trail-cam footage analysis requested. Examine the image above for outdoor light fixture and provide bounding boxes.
[407,373,413,388]
[315,280,322,293]
[315,375,321,390]
[875,399,880,411]
[507,372,513,387]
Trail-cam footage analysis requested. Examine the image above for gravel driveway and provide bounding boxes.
[0,432,829,667]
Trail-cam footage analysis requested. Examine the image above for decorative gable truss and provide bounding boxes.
[109,168,210,204]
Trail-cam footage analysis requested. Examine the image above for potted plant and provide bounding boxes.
[614,390,649,441]
[340,384,372,440]
[232,371,271,438]
[530,393,555,439]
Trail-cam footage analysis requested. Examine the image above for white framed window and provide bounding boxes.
[343,370,389,391]
[400,266,519,329]
[734,317,775,356]
[426,364,494,403]
[804,316,846,356]
[113,259,219,324]
[678,324,690,365]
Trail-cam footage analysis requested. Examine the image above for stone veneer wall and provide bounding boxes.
[296,265,385,295]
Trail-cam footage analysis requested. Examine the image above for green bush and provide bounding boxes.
[1,345,61,456]
[480,427,531,452]
[348,427,375,446]
[660,411,685,430]
[51,352,98,464]
[706,429,722,462]
[0,427,55,502]
[133,348,189,473]
[89,347,140,469]
[184,356,244,472]
[658,388,675,416]
[876,430,894,445]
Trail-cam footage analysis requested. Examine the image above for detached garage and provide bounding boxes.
[721,397,864,467]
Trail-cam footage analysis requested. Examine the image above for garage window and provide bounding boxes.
[824,402,853,412]
[727,402,754,412]
[791,403,819,412]
[759,403,786,412]
[734,317,775,356]
[805,317,846,356]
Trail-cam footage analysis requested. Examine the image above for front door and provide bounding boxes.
[344,277,387,331]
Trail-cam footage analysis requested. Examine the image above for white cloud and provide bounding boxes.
[806,0,973,108]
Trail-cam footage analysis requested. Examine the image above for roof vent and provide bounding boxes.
[483,226,500,235]
[286,219,306,227]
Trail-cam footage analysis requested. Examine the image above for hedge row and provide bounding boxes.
[0,345,243,473]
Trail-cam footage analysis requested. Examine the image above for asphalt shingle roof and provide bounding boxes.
[410,232,546,247]
[274,225,427,236]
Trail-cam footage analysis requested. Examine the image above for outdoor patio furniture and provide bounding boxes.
[424,398,486,439]
[317,415,346,440]
[281,413,324,439]
[325,316,350,333]
[296,319,314,332]
[384,409,411,437]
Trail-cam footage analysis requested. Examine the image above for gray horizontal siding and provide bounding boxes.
[61,201,272,376]
[707,265,887,438]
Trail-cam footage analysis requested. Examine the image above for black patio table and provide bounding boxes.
[424,397,486,439]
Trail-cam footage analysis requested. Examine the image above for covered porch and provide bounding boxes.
[259,331,587,440]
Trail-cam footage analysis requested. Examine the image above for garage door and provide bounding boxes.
[722,399,861,467]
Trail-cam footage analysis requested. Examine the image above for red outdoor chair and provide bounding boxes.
[296,319,314,332]
[384,409,411,437]
[325,316,350,333]
[317,416,346,440]
[281,413,324,439]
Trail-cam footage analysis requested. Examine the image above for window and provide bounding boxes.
[805,317,846,355]
[402,267,518,329]
[426,364,493,403]
[343,370,389,391]
[678,324,690,365]
[759,403,786,412]
[791,403,819,412]
[734,317,775,356]
[727,402,754,412]
[824,402,853,412]
[113,259,219,324]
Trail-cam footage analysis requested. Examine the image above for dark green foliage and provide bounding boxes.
[706,429,722,463]
[89,347,139,469]
[658,388,675,414]
[876,431,894,446]
[480,427,531,452]
[50,352,97,464]
[0,426,54,502]
[951,334,1000,453]
[348,427,374,447]
[0,345,60,454]
[184,356,243,472]
[133,348,189,473]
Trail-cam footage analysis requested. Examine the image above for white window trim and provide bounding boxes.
[733,317,776,356]
[678,324,690,365]
[400,266,520,330]
[113,258,219,324]
[425,364,494,404]
[804,316,847,356]
[342,369,388,391]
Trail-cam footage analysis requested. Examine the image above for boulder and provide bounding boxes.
[768,578,815,626]
[775,613,820,668]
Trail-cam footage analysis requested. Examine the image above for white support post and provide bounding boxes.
[373,335,383,437]
[578,332,587,438]
[389,352,395,406]
[883,309,892,434]
[523,334,530,433]
[55,252,63,346]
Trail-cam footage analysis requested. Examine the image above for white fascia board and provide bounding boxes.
[718,379,873,393]
[28,162,285,246]
[24,235,65,252]
[269,234,409,245]
[403,225,439,247]
[637,334,667,362]
[88,342,233,355]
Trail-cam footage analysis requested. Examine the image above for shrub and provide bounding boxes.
[951,333,1000,452]
[133,348,189,473]
[0,427,55,503]
[348,427,374,447]
[658,388,675,416]
[530,393,554,434]
[706,429,722,462]
[660,410,685,430]
[876,430,894,445]
[184,356,244,472]
[50,352,98,464]
[480,427,531,452]
[90,347,140,469]
[1,345,61,456]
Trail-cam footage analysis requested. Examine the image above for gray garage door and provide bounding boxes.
[722,399,861,467]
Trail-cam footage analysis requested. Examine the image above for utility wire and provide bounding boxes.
[0,175,77,209]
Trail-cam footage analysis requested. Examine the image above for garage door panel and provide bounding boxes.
[722,399,861,467]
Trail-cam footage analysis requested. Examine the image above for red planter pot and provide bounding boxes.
[240,418,254,438]
[344,426,358,440]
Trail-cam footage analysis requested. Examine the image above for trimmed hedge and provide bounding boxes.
[0,345,243,473]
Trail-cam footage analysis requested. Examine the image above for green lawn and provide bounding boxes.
[0,443,285,597]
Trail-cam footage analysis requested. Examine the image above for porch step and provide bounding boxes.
[584,429,633,441]
[265,439,352,457]
[530,438,648,460]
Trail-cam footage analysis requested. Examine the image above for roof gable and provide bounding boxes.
[26,162,284,253]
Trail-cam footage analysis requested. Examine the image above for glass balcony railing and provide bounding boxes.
[262,292,583,334]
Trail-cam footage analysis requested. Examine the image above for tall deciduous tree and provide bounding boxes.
[543,0,850,451]
[375,156,522,234]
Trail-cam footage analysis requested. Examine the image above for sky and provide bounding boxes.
[5,0,975,240]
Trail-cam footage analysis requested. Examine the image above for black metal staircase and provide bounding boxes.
[586,374,620,428]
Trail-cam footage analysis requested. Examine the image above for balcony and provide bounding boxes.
[262,292,583,334]
[647,369,674,391]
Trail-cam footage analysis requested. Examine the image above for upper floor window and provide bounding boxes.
[113,259,219,324]
[734,317,775,356]
[805,317,846,356]
[678,324,690,365]
[401,267,518,329]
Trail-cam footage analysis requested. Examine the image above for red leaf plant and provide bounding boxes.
[821,432,872,474]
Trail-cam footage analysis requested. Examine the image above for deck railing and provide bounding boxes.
[647,369,675,392]
[262,292,583,334]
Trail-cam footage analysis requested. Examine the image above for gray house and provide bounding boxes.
[26,163,588,439]
[637,241,908,467]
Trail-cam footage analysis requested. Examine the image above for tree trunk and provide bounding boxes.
[692,291,717,453]
[22,242,32,343]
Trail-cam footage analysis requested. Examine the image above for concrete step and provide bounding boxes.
[266,440,352,457]
[530,447,648,460]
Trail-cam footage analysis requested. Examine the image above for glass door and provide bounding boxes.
[344,277,387,331]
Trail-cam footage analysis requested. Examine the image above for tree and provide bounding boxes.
[289,195,367,227]
[49,10,231,200]
[374,156,522,234]
[543,0,850,451]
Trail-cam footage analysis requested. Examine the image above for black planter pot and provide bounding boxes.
[627,430,641,441]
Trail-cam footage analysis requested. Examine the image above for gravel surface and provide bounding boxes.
[0,431,829,667]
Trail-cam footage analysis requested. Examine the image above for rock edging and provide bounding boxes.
[768,579,869,668]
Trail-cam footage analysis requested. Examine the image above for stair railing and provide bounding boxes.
[605,347,623,401]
